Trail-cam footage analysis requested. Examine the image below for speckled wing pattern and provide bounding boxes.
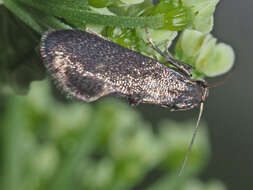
[40,30,202,108]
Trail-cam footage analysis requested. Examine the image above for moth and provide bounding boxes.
[40,29,209,175]
[40,30,208,108]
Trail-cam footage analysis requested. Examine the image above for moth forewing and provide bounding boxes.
[40,30,207,110]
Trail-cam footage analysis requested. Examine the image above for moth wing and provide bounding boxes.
[40,30,115,102]
[63,69,114,102]
[40,29,166,102]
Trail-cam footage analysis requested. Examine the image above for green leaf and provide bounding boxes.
[18,0,164,29]
[0,6,45,93]
[3,0,43,33]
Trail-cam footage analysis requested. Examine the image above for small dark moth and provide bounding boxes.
[40,29,209,175]
[40,30,208,109]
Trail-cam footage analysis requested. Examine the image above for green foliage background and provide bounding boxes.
[0,0,234,189]
[0,80,226,190]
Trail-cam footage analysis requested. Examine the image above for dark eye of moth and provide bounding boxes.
[40,29,209,175]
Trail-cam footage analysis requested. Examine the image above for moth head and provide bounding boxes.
[170,80,208,111]
[177,80,208,176]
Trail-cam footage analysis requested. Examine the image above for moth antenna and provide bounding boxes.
[207,65,235,89]
[178,102,204,176]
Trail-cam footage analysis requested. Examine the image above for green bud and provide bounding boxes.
[175,29,235,77]
[181,0,220,33]
[197,42,235,77]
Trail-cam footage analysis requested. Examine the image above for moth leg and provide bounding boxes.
[128,97,141,107]
[191,78,208,88]
[145,28,194,78]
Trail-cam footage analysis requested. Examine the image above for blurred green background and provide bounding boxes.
[0,0,251,190]
[1,80,222,190]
